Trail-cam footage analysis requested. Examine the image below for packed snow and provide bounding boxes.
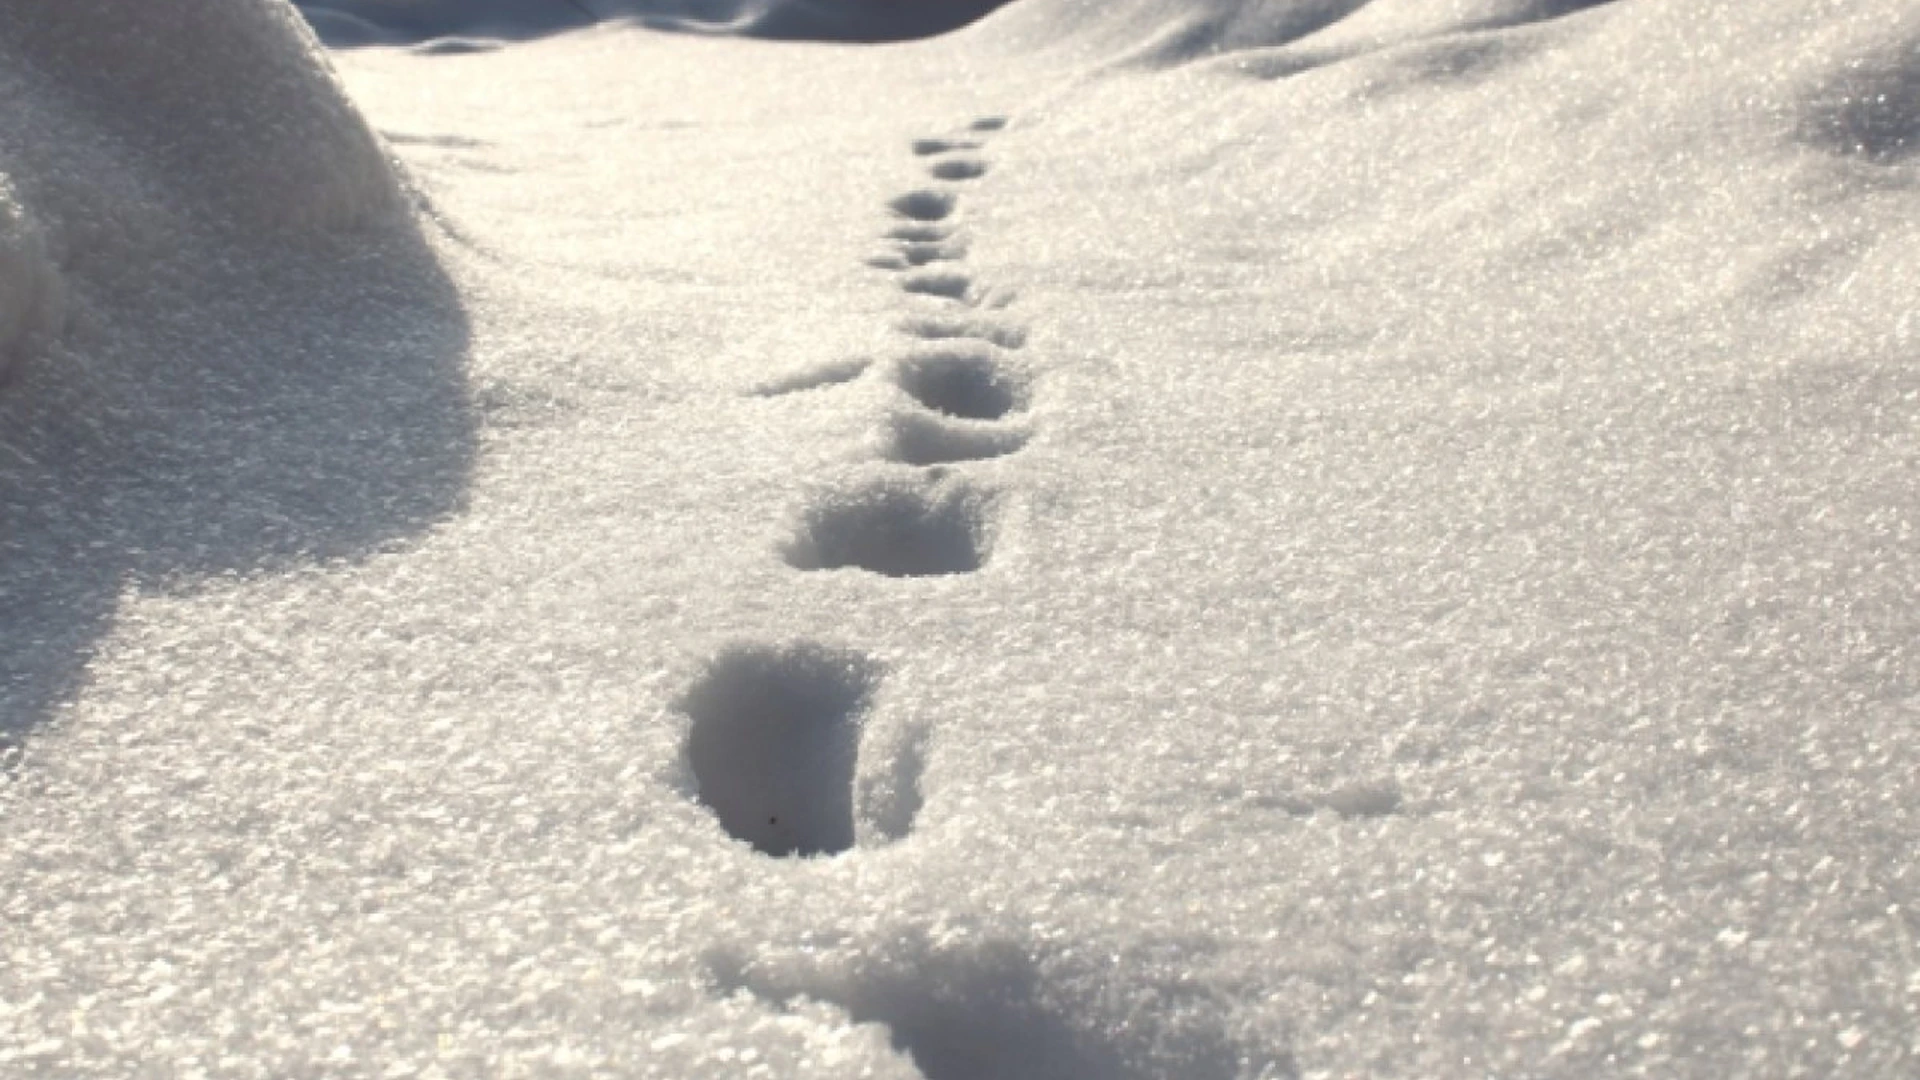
[2,0,1916,1076]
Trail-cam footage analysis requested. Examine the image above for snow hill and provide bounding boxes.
[2,0,1916,1077]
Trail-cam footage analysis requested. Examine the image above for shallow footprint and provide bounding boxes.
[897,239,968,266]
[871,239,968,272]
[887,222,955,243]
[680,643,885,857]
[878,410,1029,467]
[970,116,1009,132]
[900,270,975,302]
[784,472,998,577]
[750,358,871,397]
[899,315,1027,350]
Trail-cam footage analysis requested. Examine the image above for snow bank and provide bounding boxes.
[0,0,405,372]
[0,0,400,272]
[0,0,470,740]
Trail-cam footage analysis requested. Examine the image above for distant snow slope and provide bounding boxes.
[3,0,1917,1077]
[296,0,1021,45]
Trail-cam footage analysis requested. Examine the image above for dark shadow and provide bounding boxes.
[296,0,1022,48]
[722,0,1021,43]
[0,221,474,760]
[296,0,594,46]
[1801,45,1920,166]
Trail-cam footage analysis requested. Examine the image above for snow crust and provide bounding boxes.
[2,0,1918,1077]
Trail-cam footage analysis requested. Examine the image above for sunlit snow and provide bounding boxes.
[1,1,1916,1076]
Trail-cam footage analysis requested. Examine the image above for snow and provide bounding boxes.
[2,0,1917,1076]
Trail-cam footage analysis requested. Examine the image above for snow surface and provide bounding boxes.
[2,0,1918,1076]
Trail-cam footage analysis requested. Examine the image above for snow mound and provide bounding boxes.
[296,0,1020,45]
[0,0,407,378]
[0,0,469,741]
[0,1,400,241]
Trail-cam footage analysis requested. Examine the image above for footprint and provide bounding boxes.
[711,930,1280,1080]
[895,343,1028,421]
[878,410,1030,467]
[898,238,969,266]
[969,116,1009,132]
[911,137,982,156]
[929,158,990,182]
[871,239,969,272]
[750,358,871,397]
[900,270,975,302]
[783,472,998,577]
[889,190,958,222]
[886,222,955,243]
[898,315,1027,350]
[680,643,914,857]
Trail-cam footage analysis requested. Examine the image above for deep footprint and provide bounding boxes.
[679,643,883,857]
[889,189,958,222]
[784,473,996,577]
[879,410,1029,467]
[929,158,989,181]
[895,344,1028,420]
